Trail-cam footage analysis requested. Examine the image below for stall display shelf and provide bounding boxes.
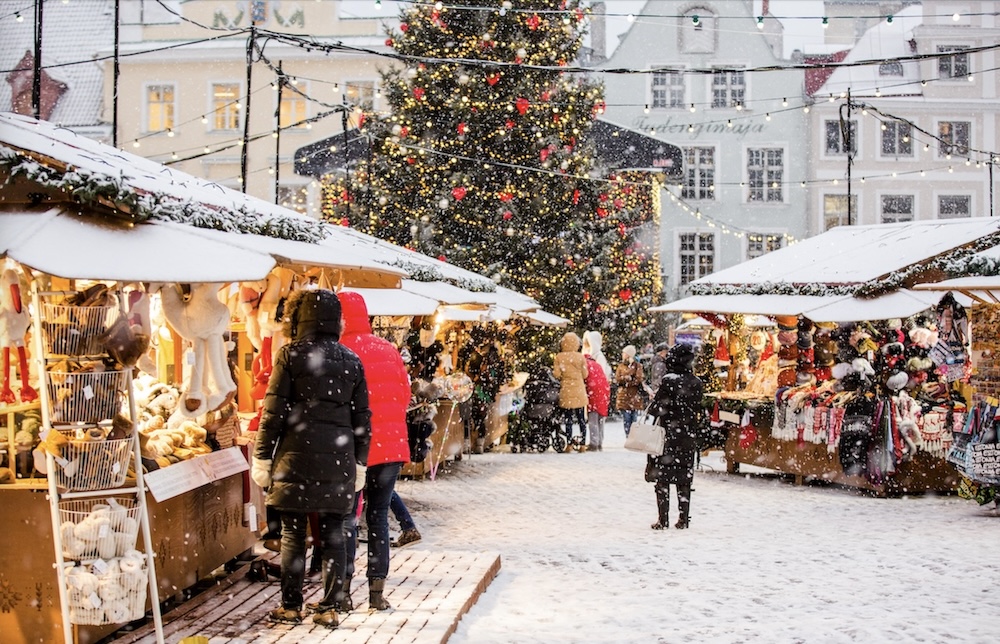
[30,287,164,644]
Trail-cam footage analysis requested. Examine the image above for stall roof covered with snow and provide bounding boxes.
[651,218,1000,322]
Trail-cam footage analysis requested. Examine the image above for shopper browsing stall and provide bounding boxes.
[552,332,589,449]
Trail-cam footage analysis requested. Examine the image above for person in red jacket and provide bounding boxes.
[583,333,611,452]
[338,291,411,612]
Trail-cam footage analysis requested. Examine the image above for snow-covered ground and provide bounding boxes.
[391,419,996,643]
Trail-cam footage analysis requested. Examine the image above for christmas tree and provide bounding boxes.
[322,0,664,359]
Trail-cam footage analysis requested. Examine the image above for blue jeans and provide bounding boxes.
[390,490,416,532]
[279,511,349,610]
[621,409,639,437]
[347,461,401,581]
[561,407,587,442]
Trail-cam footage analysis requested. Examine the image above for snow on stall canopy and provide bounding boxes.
[651,218,1000,322]
[689,218,1000,289]
[0,207,276,282]
[338,287,440,317]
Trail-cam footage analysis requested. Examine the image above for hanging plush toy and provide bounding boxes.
[239,270,291,400]
[153,283,235,418]
[0,264,38,404]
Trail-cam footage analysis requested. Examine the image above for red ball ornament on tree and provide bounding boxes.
[400,126,409,137]
[619,289,632,302]
[526,14,541,30]
[505,120,515,130]
[596,207,608,218]
[502,210,513,220]
[486,73,500,86]
[572,189,580,205]
[385,38,394,47]
[400,23,409,32]
[438,255,447,262]
[614,198,624,209]
[413,87,425,100]
[540,148,550,162]
[515,97,530,115]
[457,122,468,135]
[340,217,350,227]
[451,186,468,201]
[499,191,514,202]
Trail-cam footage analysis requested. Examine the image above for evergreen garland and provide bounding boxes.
[1,145,328,243]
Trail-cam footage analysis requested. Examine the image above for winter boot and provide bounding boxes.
[369,578,392,612]
[675,486,691,529]
[473,436,485,454]
[334,578,354,612]
[391,528,422,549]
[654,484,670,530]
[312,608,339,629]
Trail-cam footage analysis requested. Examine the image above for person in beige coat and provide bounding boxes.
[615,345,645,437]
[552,332,589,449]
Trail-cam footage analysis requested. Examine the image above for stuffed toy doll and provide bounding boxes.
[0,264,38,404]
[238,269,292,400]
[153,282,235,418]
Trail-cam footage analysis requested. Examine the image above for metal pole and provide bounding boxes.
[113,0,120,147]
[32,0,43,120]
[274,62,282,204]
[342,99,351,222]
[841,88,853,225]
[240,29,255,193]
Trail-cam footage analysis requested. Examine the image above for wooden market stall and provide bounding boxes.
[651,218,1000,496]
[0,113,409,644]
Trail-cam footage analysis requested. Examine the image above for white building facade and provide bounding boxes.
[596,0,810,300]
[809,1,1000,231]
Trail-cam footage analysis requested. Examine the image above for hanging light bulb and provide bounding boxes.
[765,113,771,121]
[822,17,829,29]
[374,0,381,10]
[689,103,696,113]
[952,12,960,21]
[692,15,700,26]
[644,104,650,114]
[781,97,788,107]
[15,12,23,22]
[756,16,764,29]
[887,15,893,23]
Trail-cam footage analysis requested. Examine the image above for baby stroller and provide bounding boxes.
[509,367,567,453]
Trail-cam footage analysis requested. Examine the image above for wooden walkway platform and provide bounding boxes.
[111,548,501,644]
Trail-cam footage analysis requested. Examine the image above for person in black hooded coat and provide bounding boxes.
[646,343,704,530]
[251,289,372,627]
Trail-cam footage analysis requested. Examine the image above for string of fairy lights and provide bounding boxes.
[6,0,999,245]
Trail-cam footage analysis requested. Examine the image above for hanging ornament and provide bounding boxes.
[406,157,416,165]
[505,227,515,236]
[400,23,409,32]
[515,97,530,115]
[413,87,425,100]
[451,186,468,201]
[385,38,394,46]
[438,198,450,209]
[540,148,550,162]
[614,198,624,209]
[457,122,468,135]
[378,196,388,206]
[502,210,513,220]
[592,101,606,116]
[572,189,580,205]
[498,191,514,202]
[596,207,608,218]
[527,14,541,30]
[619,289,632,301]
[400,126,409,137]
[486,73,500,86]
[391,124,402,136]
[714,335,732,367]
[505,119,515,130]
[540,89,551,102]
[438,255,447,262]
[598,192,608,202]
[458,73,470,85]
[340,217,350,227]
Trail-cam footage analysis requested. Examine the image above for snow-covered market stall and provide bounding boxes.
[0,111,419,643]
[651,218,1000,497]
[0,111,568,642]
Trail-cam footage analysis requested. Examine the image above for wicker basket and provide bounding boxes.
[41,303,119,356]
[53,437,133,492]
[46,369,126,424]
[58,497,140,560]
[66,566,147,625]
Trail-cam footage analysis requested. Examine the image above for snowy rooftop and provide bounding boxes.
[690,217,1000,288]
[0,0,113,128]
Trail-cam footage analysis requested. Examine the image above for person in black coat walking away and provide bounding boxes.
[251,289,372,628]
[646,343,704,530]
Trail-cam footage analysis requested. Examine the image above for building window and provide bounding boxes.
[145,84,175,132]
[681,147,715,200]
[938,45,970,79]
[344,80,376,109]
[680,9,715,53]
[825,119,857,155]
[711,69,744,108]
[938,195,971,219]
[938,121,970,157]
[746,233,784,260]
[881,121,912,157]
[880,195,914,223]
[678,232,716,286]
[879,61,904,77]
[278,185,310,214]
[279,81,308,129]
[746,148,783,203]
[823,194,857,230]
[211,82,241,130]
[651,69,684,109]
